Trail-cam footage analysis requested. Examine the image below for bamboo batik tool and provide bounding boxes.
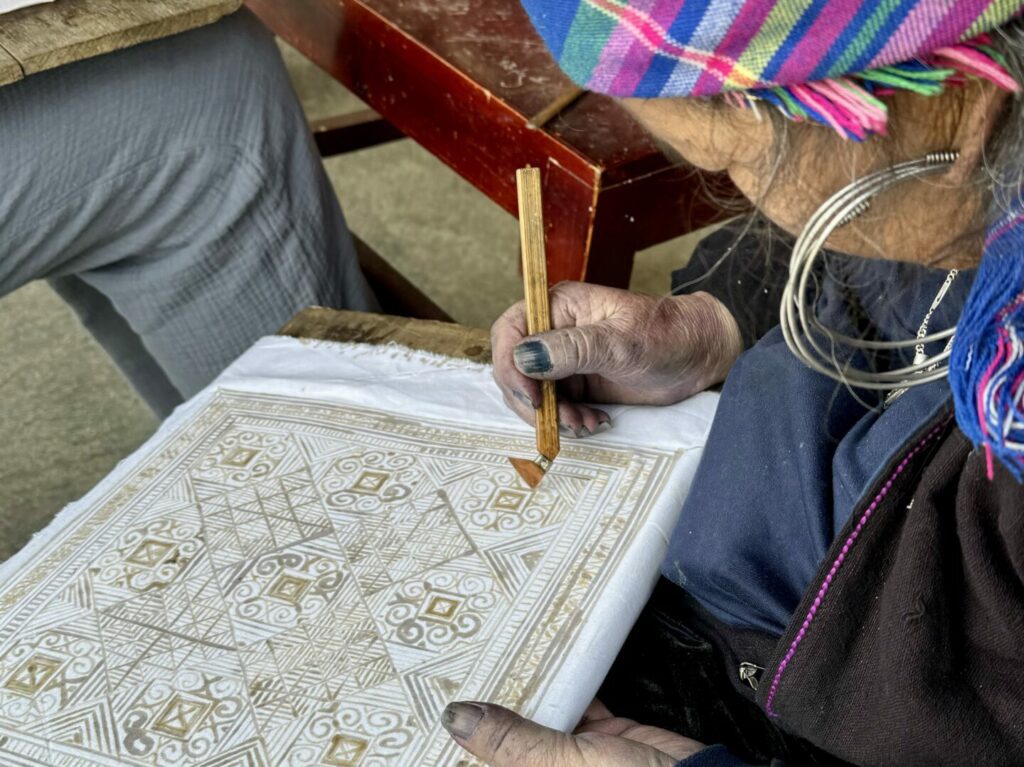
[509,166,560,489]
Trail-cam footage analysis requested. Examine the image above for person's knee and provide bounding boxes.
[128,8,308,161]
[0,8,305,169]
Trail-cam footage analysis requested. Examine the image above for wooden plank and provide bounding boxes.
[245,0,600,216]
[279,308,490,363]
[246,0,604,286]
[0,43,23,86]
[0,0,242,77]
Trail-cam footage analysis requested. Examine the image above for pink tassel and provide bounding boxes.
[931,44,1021,92]
[790,83,857,137]
[727,33,1020,141]
[809,79,888,135]
[805,81,868,139]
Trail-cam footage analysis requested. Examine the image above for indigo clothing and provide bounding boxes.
[0,9,375,417]
[609,419,1024,766]
[663,229,973,635]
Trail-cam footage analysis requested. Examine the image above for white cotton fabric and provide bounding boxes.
[1,335,718,740]
[0,0,52,15]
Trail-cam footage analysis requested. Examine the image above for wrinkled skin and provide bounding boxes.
[491,282,742,434]
[445,700,704,767]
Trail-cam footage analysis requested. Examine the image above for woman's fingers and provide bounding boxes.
[442,702,573,767]
[558,401,585,436]
[443,700,691,767]
[556,402,610,437]
[501,390,536,426]
[578,405,609,435]
[491,302,542,415]
[578,699,616,727]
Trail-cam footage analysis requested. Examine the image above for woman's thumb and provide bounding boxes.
[513,324,616,380]
[442,701,573,767]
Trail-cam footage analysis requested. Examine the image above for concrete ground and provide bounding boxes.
[0,42,703,562]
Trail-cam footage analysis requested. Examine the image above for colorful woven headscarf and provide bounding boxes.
[521,0,1022,139]
[522,0,1024,478]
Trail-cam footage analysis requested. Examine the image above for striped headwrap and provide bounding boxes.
[522,0,1024,478]
[521,0,1023,139]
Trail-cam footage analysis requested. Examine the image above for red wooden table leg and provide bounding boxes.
[538,160,602,286]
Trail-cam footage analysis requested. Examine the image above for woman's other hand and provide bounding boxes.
[491,282,742,434]
[443,699,706,767]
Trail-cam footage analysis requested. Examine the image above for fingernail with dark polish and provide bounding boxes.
[512,390,535,409]
[579,426,591,437]
[513,341,552,375]
[595,421,612,433]
[442,702,485,740]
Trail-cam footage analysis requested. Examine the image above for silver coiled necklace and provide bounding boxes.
[780,151,961,399]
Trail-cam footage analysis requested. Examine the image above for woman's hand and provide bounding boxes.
[491,282,742,434]
[443,699,706,767]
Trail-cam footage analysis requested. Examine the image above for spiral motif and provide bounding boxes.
[193,430,286,484]
[94,517,202,593]
[380,571,497,650]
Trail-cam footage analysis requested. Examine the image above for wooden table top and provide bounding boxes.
[246,0,672,185]
[279,308,491,363]
[0,0,241,86]
[357,0,662,180]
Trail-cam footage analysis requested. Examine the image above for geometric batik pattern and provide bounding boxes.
[0,391,677,765]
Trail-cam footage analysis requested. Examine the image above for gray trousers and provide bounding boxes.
[0,9,376,417]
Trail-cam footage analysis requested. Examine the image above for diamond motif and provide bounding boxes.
[351,471,389,494]
[491,489,526,512]
[124,538,176,568]
[0,390,670,765]
[151,693,213,739]
[220,446,260,468]
[322,733,369,766]
[266,573,311,605]
[420,594,462,623]
[3,654,62,696]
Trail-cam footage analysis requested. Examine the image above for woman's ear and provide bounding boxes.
[948,80,1011,184]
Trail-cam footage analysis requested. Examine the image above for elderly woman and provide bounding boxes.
[440,2,1024,766]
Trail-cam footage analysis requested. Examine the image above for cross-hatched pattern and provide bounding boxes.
[0,392,676,765]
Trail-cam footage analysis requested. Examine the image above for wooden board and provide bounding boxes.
[279,308,491,363]
[0,0,241,82]
[0,42,19,85]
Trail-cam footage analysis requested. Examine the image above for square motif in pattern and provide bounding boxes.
[351,470,390,494]
[322,733,370,765]
[3,653,63,697]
